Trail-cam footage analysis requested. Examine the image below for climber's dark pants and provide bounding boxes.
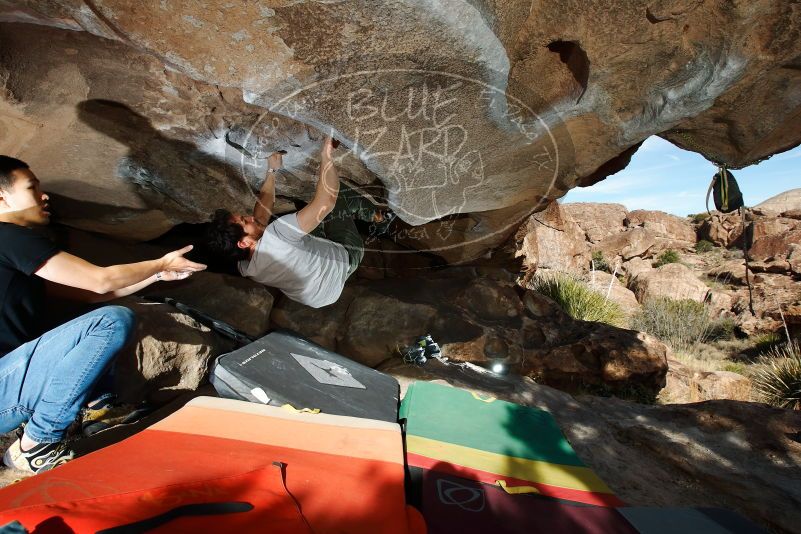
[310,184,376,278]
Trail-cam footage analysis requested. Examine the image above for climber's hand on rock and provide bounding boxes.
[267,152,283,171]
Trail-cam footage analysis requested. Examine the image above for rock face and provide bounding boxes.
[626,209,696,252]
[519,202,801,336]
[663,359,752,403]
[515,201,590,273]
[562,203,628,243]
[1,2,800,247]
[629,263,710,303]
[750,229,801,262]
[700,209,801,253]
[587,271,640,314]
[113,298,234,404]
[271,272,668,393]
[755,188,801,214]
[595,227,657,262]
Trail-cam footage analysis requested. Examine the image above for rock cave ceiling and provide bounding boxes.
[0,1,800,257]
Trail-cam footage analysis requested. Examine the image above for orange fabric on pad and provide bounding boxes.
[0,397,425,534]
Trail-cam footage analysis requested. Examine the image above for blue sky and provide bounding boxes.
[562,136,801,216]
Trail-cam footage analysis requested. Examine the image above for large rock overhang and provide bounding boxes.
[1,1,799,249]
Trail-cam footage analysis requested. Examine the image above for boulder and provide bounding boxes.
[1,1,801,248]
[698,211,745,248]
[621,257,653,280]
[750,217,798,243]
[707,259,756,286]
[749,229,801,261]
[749,259,792,274]
[754,188,801,214]
[562,203,628,243]
[664,359,752,403]
[587,271,640,314]
[515,201,590,273]
[783,209,801,221]
[627,210,697,243]
[393,201,537,265]
[629,263,709,303]
[114,298,234,404]
[789,244,801,276]
[270,272,668,393]
[707,291,735,317]
[594,227,657,261]
[527,326,668,391]
[140,273,274,339]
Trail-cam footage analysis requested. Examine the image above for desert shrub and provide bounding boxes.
[753,332,784,355]
[752,341,801,410]
[723,362,747,375]
[631,297,711,353]
[695,240,714,253]
[654,249,681,268]
[707,317,737,341]
[590,251,611,273]
[532,272,625,327]
[690,213,710,223]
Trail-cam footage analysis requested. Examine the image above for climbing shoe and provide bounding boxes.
[415,334,442,359]
[81,401,153,437]
[3,438,75,474]
[401,345,427,366]
[368,210,397,238]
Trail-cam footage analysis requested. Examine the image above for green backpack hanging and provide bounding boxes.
[706,165,744,214]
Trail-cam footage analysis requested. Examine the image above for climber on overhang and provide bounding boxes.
[204,136,395,308]
[0,155,207,474]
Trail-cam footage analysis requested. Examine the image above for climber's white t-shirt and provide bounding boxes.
[238,213,350,308]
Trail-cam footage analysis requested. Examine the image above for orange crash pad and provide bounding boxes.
[0,397,425,534]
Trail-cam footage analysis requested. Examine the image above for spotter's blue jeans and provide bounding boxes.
[0,306,135,443]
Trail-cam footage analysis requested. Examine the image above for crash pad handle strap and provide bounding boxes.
[720,164,729,211]
[495,480,541,495]
[281,404,321,414]
[273,462,315,534]
[705,174,716,215]
[470,392,497,403]
[96,502,254,533]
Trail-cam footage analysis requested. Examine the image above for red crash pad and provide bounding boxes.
[0,397,425,534]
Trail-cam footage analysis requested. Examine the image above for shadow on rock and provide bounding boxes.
[76,99,254,225]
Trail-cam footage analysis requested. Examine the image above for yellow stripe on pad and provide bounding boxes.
[407,435,613,494]
[496,480,540,494]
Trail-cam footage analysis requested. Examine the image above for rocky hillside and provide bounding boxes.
[517,201,801,335]
[516,197,801,403]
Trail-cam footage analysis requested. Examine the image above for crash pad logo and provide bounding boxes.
[232,63,572,259]
[436,478,485,512]
[291,353,366,389]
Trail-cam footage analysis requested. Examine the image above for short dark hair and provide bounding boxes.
[0,156,29,191]
[204,209,249,263]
